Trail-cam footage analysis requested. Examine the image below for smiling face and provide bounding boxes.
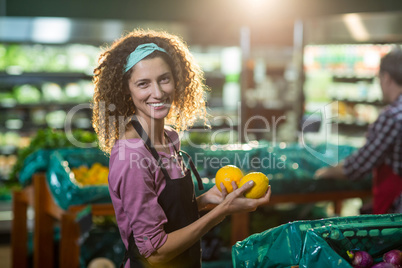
[128,56,175,125]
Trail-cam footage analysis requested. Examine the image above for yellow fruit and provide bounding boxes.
[215,165,243,193]
[71,163,109,186]
[238,172,269,199]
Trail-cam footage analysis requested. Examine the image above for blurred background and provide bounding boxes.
[1,0,402,267]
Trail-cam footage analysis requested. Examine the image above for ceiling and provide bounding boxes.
[2,0,402,46]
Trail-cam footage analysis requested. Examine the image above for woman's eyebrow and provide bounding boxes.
[158,71,172,78]
[133,78,150,84]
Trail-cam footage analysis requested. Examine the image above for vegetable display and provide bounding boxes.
[8,128,98,186]
[348,249,402,268]
[371,263,398,268]
[348,250,374,268]
[383,250,402,267]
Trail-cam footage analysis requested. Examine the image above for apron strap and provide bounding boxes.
[179,150,204,191]
[165,133,204,191]
[130,115,171,180]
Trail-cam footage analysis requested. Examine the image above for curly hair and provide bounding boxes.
[92,29,208,154]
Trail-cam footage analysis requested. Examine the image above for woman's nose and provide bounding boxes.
[151,82,164,98]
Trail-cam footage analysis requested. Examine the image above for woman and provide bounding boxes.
[92,29,271,267]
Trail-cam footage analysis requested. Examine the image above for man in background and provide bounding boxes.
[315,48,402,214]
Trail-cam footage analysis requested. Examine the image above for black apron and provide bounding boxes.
[121,115,204,268]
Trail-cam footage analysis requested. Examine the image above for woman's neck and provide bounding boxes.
[137,116,166,145]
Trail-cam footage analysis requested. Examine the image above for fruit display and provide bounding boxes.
[348,249,402,268]
[215,165,269,198]
[71,163,109,187]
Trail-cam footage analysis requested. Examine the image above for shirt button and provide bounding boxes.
[143,236,148,241]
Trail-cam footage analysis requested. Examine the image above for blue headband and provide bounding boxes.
[123,43,168,73]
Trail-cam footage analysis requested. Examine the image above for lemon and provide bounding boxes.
[215,165,243,193]
[238,172,269,199]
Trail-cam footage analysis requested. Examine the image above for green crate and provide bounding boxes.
[46,148,111,210]
[18,149,55,186]
[300,220,402,268]
[232,214,402,268]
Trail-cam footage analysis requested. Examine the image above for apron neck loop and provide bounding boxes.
[130,115,171,180]
[130,115,204,191]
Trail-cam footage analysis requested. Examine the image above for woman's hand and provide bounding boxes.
[196,184,229,211]
[217,180,271,216]
[151,180,271,265]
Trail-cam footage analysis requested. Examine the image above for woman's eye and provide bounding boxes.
[137,82,148,88]
[160,76,170,83]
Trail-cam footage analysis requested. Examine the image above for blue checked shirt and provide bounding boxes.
[344,94,402,179]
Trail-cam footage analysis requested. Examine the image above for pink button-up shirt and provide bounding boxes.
[108,127,185,259]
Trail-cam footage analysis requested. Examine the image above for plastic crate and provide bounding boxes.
[46,148,111,210]
[18,149,55,186]
[300,220,402,268]
[232,214,402,268]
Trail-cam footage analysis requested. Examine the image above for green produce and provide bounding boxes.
[0,44,6,70]
[13,84,41,103]
[0,92,17,106]
[7,128,98,186]
[64,82,82,100]
[41,82,64,102]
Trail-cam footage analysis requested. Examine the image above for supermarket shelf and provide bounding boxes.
[331,98,384,106]
[0,101,91,109]
[332,75,375,83]
[0,72,92,86]
[0,123,94,134]
[335,121,370,132]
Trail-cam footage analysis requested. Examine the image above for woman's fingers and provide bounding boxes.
[231,181,238,191]
[256,186,271,206]
[220,182,228,197]
[235,180,254,196]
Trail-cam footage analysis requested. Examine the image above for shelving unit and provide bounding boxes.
[302,44,396,143]
[0,71,94,131]
[0,72,92,85]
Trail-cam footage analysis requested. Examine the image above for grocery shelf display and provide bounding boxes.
[302,43,402,146]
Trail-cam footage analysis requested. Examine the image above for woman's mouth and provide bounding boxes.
[147,101,168,109]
